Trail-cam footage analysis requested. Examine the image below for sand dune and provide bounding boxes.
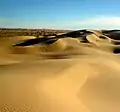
[0,31,120,112]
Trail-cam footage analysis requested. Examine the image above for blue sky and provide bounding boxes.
[0,0,120,29]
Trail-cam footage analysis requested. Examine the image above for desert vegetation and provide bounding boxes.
[0,28,70,37]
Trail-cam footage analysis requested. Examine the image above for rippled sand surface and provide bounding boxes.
[0,33,120,112]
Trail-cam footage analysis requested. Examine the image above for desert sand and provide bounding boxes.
[0,31,120,112]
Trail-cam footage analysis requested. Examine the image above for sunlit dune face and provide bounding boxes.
[0,52,120,112]
[78,60,120,112]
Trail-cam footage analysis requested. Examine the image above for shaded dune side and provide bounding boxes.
[9,30,120,55]
[1,30,120,56]
[0,30,120,63]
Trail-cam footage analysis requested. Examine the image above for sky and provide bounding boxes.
[0,0,120,29]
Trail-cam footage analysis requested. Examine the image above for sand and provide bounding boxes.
[0,33,120,112]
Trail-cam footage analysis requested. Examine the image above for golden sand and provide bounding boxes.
[0,32,120,112]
